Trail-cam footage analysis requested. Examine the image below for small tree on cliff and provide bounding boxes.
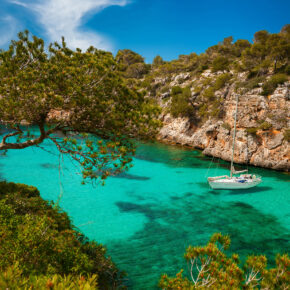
[0,31,160,183]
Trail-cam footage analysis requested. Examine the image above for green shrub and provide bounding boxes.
[201,77,212,86]
[197,64,209,72]
[0,263,98,289]
[211,56,229,72]
[171,86,183,95]
[198,103,208,117]
[193,85,202,94]
[160,85,170,93]
[246,127,258,135]
[125,62,150,78]
[170,95,189,118]
[258,121,272,130]
[283,129,290,141]
[236,76,266,92]
[214,73,231,90]
[159,233,290,290]
[203,87,215,100]
[210,99,222,117]
[0,181,122,288]
[152,55,164,66]
[170,87,192,117]
[285,65,290,75]
[262,74,288,96]
[245,76,265,90]
[222,122,231,131]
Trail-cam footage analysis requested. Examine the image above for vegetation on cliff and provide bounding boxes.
[122,25,289,125]
[118,25,289,171]
[0,181,123,289]
[159,233,290,289]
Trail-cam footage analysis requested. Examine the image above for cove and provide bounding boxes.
[0,139,289,289]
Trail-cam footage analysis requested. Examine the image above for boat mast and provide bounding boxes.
[230,94,239,178]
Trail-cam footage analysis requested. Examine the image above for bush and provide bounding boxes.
[125,62,150,78]
[235,76,266,93]
[198,103,208,117]
[0,181,122,288]
[203,87,215,100]
[283,129,290,141]
[211,56,229,72]
[258,121,272,130]
[159,233,290,289]
[222,122,231,131]
[152,55,164,67]
[246,127,258,135]
[171,86,183,95]
[262,74,288,96]
[244,76,265,90]
[197,64,209,72]
[0,263,98,289]
[214,73,232,90]
[160,85,170,93]
[170,87,192,117]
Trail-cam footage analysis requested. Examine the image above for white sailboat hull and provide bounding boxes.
[209,178,262,190]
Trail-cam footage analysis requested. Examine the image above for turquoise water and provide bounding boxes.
[0,138,289,289]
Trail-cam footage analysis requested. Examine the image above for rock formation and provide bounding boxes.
[155,72,289,171]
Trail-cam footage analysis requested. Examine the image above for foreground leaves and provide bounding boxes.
[0,181,125,289]
[159,233,289,289]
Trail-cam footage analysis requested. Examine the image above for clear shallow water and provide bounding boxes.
[0,138,289,289]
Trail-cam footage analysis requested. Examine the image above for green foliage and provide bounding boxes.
[0,31,161,183]
[232,39,251,57]
[258,121,272,130]
[116,49,145,69]
[171,86,183,95]
[159,233,290,289]
[153,55,164,66]
[254,30,270,44]
[160,85,170,94]
[235,76,266,93]
[202,87,215,100]
[211,56,229,72]
[222,122,231,131]
[242,27,290,74]
[213,73,232,90]
[0,262,99,289]
[116,49,151,78]
[0,181,123,288]
[170,86,192,117]
[124,62,150,78]
[246,127,259,135]
[283,129,290,141]
[262,74,288,96]
[201,77,212,86]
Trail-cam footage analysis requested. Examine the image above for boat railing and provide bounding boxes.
[208,175,229,181]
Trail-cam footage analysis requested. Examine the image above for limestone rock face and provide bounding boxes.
[157,82,290,172]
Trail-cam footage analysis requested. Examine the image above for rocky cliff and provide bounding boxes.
[153,71,289,171]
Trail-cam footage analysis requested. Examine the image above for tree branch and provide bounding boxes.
[0,123,61,151]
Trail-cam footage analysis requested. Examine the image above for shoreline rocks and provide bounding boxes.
[157,84,290,172]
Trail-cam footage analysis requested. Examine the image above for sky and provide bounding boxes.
[0,0,289,62]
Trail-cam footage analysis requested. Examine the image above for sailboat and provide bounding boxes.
[208,95,262,190]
